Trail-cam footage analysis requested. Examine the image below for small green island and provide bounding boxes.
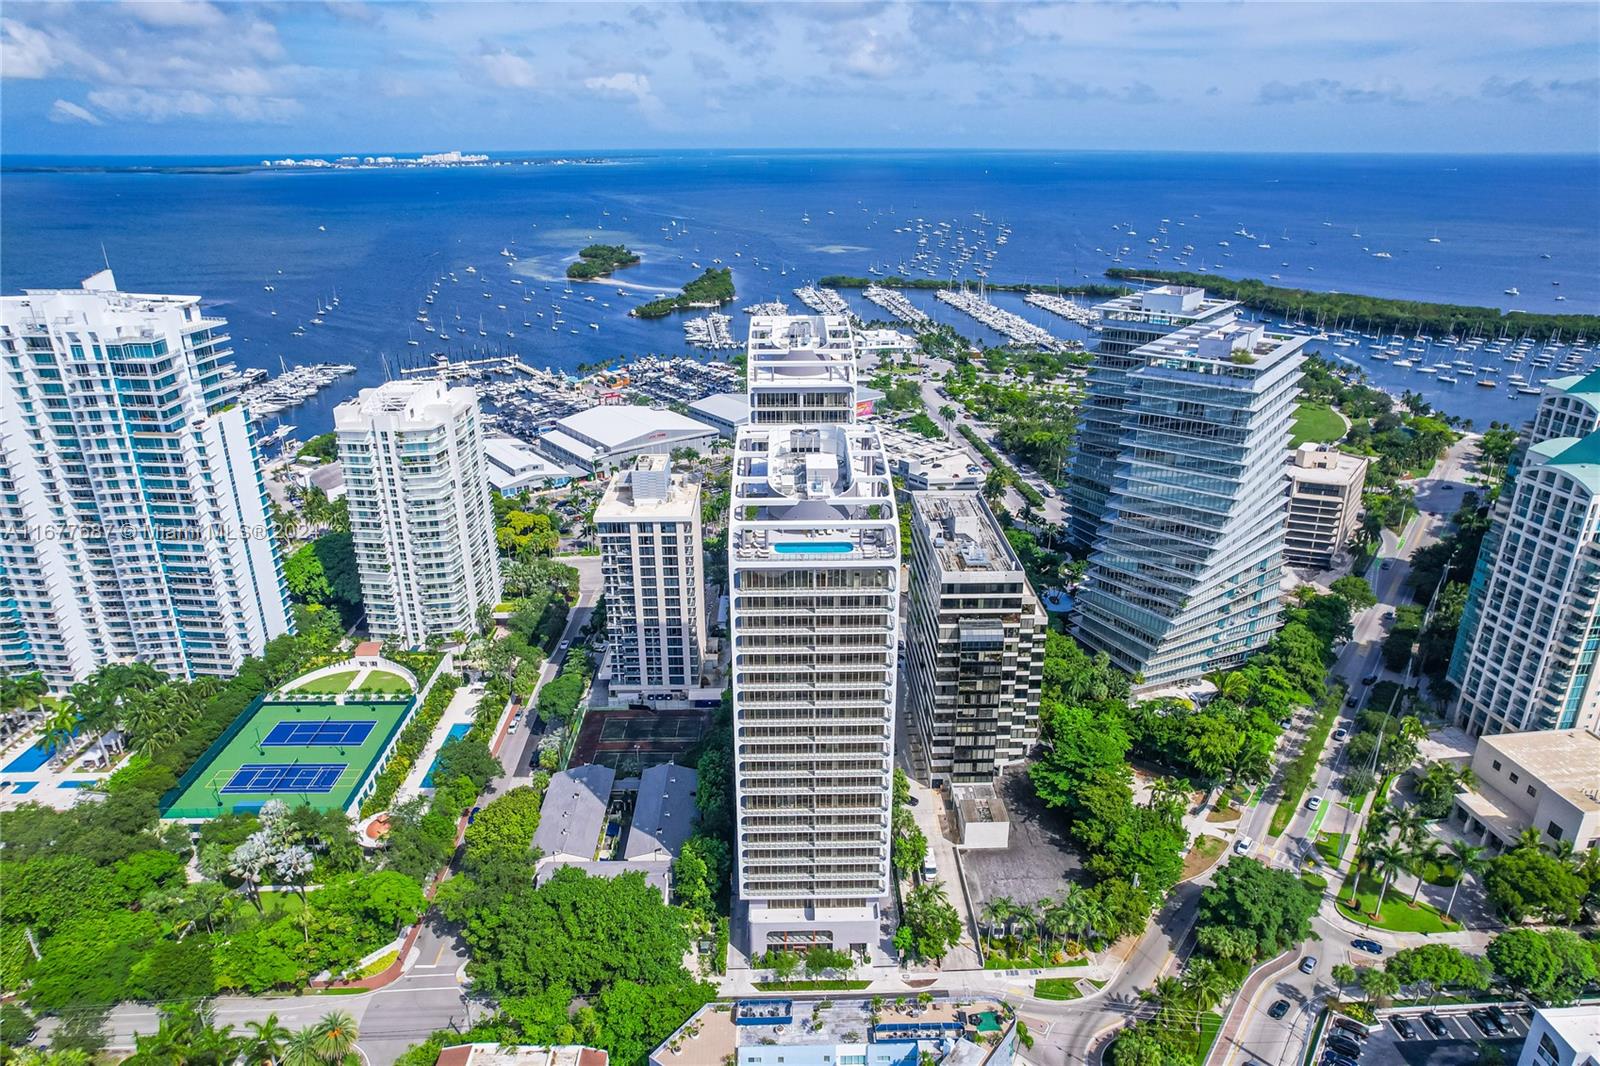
[566,243,641,280]
[630,267,736,318]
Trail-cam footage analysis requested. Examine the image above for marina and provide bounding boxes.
[936,285,1071,351]
[863,283,933,327]
[792,285,851,316]
[1024,291,1101,328]
[240,362,357,420]
[682,312,740,350]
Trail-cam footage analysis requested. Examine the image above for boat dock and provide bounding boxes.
[935,287,1065,350]
[862,284,931,327]
[241,362,357,420]
[683,313,740,350]
[1024,292,1100,328]
[793,285,851,316]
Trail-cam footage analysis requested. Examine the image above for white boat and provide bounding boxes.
[1504,287,1520,296]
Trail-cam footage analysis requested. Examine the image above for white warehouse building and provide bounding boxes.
[537,406,718,473]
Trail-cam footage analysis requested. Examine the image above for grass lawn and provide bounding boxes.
[1335,874,1461,934]
[1181,836,1226,880]
[292,671,358,694]
[1291,402,1346,447]
[1206,805,1241,824]
[358,671,414,695]
[1034,978,1081,1001]
[1198,1011,1224,1064]
[259,891,305,918]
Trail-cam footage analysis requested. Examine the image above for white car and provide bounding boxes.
[1307,796,1324,811]
[1234,836,1255,855]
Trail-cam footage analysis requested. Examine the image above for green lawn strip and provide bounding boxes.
[291,671,358,694]
[1268,684,1345,837]
[1034,978,1082,1001]
[957,425,1045,508]
[752,980,872,991]
[1314,831,1347,870]
[1291,403,1347,447]
[1197,1011,1225,1064]
[357,671,414,695]
[1302,1010,1331,1066]
[1334,874,1460,934]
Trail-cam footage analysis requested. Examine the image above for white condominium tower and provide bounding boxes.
[595,454,705,702]
[729,314,898,957]
[334,379,500,647]
[906,491,1045,786]
[1450,371,1600,737]
[1066,286,1237,553]
[1073,317,1306,689]
[0,270,292,691]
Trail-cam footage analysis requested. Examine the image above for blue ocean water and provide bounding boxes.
[3,150,1595,435]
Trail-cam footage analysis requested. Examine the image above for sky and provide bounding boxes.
[1,1,1597,156]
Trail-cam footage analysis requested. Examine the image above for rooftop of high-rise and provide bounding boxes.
[594,454,699,520]
[335,377,476,425]
[1136,316,1307,381]
[746,313,856,388]
[911,492,1026,577]
[730,422,896,560]
[1095,284,1237,324]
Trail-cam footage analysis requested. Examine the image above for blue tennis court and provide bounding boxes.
[221,763,346,795]
[261,720,376,747]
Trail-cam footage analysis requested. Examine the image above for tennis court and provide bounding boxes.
[163,696,414,819]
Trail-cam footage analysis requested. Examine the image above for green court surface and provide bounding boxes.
[164,698,413,819]
[289,670,359,694]
[356,671,414,695]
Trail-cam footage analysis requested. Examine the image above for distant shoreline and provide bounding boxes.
[0,157,619,177]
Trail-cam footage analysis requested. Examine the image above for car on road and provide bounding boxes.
[1278,717,1294,730]
[557,639,570,652]
[1362,674,1379,686]
[1421,1012,1449,1038]
[1391,1017,1418,1041]
[1351,938,1384,955]
[1332,728,1349,742]
[1345,696,1359,709]
[1307,796,1324,811]
[1327,1035,1364,1058]
[1381,561,1393,570]
[1269,999,1291,1020]
[1299,955,1318,974]
[1235,836,1255,855]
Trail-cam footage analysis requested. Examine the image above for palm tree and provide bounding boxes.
[313,1011,359,1063]
[1367,840,1409,918]
[1204,670,1249,701]
[281,1028,323,1066]
[1331,963,1358,998]
[1443,841,1486,920]
[229,836,272,914]
[1148,975,1186,1030]
[1391,806,1430,847]
[1514,826,1544,852]
[1183,959,1232,1033]
[980,896,1015,949]
[36,697,79,760]
[1407,836,1443,904]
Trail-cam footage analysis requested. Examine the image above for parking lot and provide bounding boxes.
[1315,1006,1530,1066]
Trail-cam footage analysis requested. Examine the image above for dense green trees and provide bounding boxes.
[631,268,735,318]
[567,244,641,280]
[1197,859,1321,960]
[1482,842,1588,924]
[1487,929,1599,1004]
[284,532,363,625]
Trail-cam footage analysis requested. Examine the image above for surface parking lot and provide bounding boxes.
[1318,1007,1529,1066]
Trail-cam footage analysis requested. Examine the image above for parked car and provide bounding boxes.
[1391,1017,1417,1041]
[1269,1000,1291,1020]
[1299,955,1318,974]
[1381,561,1393,570]
[1236,836,1256,855]
[1332,728,1349,742]
[1278,717,1294,730]
[557,639,570,652]
[1351,938,1384,955]
[1323,1054,1357,1066]
[467,806,481,824]
[1489,1006,1513,1032]
[1362,674,1379,686]
[1327,1035,1364,1058]
[1345,696,1359,709]
[1332,1019,1371,1040]
[1421,1012,1449,1038]
[1469,1011,1501,1037]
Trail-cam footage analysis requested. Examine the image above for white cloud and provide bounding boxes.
[86,86,300,123]
[836,33,900,79]
[120,2,226,30]
[48,98,102,125]
[584,71,669,124]
[479,48,539,90]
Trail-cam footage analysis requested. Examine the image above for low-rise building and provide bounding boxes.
[534,764,616,864]
[435,1044,608,1066]
[623,762,699,861]
[876,425,984,491]
[537,406,718,473]
[1284,443,1367,569]
[687,391,751,438]
[485,435,574,492]
[1517,1007,1600,1066]
[856,328,919,361]
[1453,728,1600,852]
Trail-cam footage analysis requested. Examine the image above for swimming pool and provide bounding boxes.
[772,541,853,554]
[59,780,96,789]
[10,781,38,794]
[421,723,473,788]
[4,744,53,773]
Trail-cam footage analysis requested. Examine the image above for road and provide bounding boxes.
[1216,435,1482,1066]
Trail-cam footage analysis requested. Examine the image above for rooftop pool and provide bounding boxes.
[772,541,853,554]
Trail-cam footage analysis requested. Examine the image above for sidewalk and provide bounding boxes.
[394,684,484,804]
